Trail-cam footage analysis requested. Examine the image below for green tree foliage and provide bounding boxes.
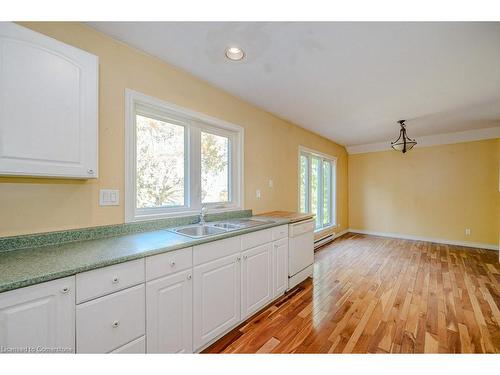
[136,115,184,208]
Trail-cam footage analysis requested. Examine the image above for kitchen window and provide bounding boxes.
[125,90,243,222]
[299,146,336,230]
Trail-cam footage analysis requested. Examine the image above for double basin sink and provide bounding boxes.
[169,218,274,239]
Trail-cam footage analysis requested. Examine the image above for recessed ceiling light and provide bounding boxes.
[225,46,245,61]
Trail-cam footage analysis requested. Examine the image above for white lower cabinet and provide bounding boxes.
[146,270,193,353]
[76,284,145,353]
[0,277,75,353]
[272,238,289,298]
[241,243,273,319]
[193,253,241,350]
[0,225,294,354]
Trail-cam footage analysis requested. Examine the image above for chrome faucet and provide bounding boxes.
[199,205,208,225]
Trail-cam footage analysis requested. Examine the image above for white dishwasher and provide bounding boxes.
[288,218,315,290]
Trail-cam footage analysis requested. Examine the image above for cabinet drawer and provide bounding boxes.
[289,219,315,237]
[111,336,146,354]
[193,236,241,266]
[76,259,144,303]
[146,247,192,281]
[76,284,145,353]
[272,225,289,240]
[241,228,273,250]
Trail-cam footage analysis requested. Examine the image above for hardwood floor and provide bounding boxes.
[203,233,500,353]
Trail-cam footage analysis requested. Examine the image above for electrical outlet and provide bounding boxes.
[100,189,120,206]
[268,179,273,188]
[256,189,261,199]
[465,228,471,236]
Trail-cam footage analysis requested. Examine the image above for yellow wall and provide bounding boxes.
[0,22,348,237]
[348,139,500,246]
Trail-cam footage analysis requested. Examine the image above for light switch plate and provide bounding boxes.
[99,189,120,206]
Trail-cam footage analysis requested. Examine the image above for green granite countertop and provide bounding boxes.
[0,216,290,293]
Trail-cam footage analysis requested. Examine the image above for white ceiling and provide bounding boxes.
[87,22,500,146]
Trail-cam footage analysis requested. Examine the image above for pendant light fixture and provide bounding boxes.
[391,120,417,153]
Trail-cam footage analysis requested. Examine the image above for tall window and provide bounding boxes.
[201,131,230,204]
[299,147,336,230]
[125,90,243,222]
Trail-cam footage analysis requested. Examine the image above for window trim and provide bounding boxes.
[125,89,244,222]
[297,145,337,231]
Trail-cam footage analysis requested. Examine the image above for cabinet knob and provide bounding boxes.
[236,257,241,262]
[187,274,192,280]
[60,287,70,294]
[112,320,120,328]
[243,255,248,260]
[170,261,176,267]
[87,169,94,175]
[112,277,119,284]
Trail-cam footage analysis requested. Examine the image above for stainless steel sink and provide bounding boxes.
[171,225,226,238]
[169,218,275,239]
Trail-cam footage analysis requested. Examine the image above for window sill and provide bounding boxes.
[127,206,244,223]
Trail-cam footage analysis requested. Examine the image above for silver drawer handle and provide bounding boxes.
[187,274,192,280]
[112,277,119,284]
[243,255,248,260]
[112,320,120,328]
[60,287,70,294]
[236,257,241,262]
[170,261,176,267]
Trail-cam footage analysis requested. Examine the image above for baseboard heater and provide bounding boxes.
[314,233,335,249]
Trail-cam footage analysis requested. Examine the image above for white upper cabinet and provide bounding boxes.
[0,22,98,178]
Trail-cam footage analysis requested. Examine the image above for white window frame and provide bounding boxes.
[125,89,244,222]
[298,145,337,231]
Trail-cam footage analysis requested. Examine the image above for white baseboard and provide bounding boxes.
[314,229,349,248]
[348,229,499,251]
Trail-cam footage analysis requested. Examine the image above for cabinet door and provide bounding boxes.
[193,253,241,350]
[241,243,273,319]
[0,277,75,353]
[273,238,289,298]
[146,270,193,353]
[0,22,98,179]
